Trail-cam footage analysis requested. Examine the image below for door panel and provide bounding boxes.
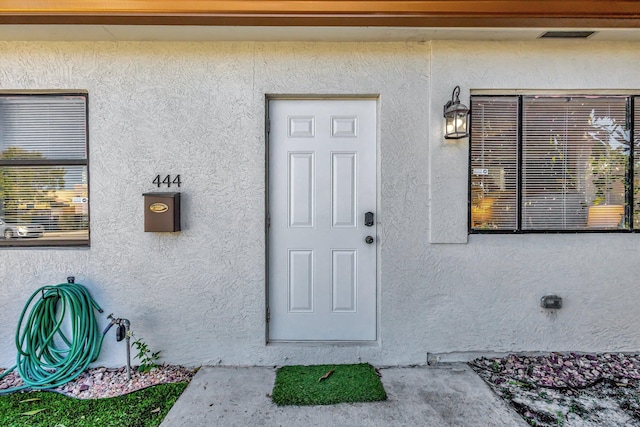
[332,153,357,228]
[268,99,377,341]
[289,250,314,312]
[289,153,315,227]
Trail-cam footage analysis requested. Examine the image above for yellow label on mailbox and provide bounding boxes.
[149,203,169,213]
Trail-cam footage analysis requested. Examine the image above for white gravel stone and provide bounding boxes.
[0,365,195,399]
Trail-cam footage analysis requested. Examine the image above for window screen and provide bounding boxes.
[0,94,89,246]
[634,97,640,229]
[470,94,632,233]
[470,96,518,230]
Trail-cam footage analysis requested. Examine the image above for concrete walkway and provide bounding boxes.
[160,363,528,426]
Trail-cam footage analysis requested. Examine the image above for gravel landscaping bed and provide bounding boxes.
[0,365,195,399]
[470,353,640,426]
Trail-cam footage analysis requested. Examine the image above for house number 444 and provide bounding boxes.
[153,174,182,188]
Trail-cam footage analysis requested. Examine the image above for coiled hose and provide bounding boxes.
[0,281,105,394]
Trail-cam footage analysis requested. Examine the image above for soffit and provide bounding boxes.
[2,26,640,42]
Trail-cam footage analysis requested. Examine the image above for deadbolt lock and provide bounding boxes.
[365,212,374,227]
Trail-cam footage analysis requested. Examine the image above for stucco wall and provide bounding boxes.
[0,41,430,367]
[427,41,640,359]
[1,40,640,369]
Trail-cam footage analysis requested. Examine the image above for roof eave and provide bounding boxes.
[1,1,640,28]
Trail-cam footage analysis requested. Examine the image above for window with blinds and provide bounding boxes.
[0,94,89,246]
[635,97,640,229]
[470,94,633,233]
[470,96,519,230]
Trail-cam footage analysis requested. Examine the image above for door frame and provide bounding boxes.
[264,94,381,343]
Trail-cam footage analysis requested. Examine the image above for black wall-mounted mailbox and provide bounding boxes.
[143,192,181,232]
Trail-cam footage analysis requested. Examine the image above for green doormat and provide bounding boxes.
[271,363,387,406]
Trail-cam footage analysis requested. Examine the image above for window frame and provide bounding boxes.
[0,91,90,247]
[468,93,637,234]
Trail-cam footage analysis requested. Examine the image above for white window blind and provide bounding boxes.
[0,97,86,159]
[634,96,640,229]
[522,96,628,231]
[470,96,518,230]
[0,94,88,245]
[470,94,632,233]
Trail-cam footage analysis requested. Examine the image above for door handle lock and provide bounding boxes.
[364,212,374,227]
[365,236,374,244]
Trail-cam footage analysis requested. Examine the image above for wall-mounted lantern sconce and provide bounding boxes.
[443,85,470,139]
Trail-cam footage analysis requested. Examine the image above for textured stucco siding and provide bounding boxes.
[1,40,640,368]
[427,41,640,359]
[0,41,430,367]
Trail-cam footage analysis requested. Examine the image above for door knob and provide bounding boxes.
[365,236,374,244]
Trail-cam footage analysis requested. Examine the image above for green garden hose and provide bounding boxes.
[0,281,105,394]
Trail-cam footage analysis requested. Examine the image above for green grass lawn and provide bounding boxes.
[272,363,387,406]
[0,382,186,427]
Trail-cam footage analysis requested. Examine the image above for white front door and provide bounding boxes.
[268,98,377,341]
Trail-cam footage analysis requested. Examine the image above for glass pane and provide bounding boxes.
[522,96,628,230]
[0,96,87,160]
[470,96,518,231]
[0,166,88,241]
[634,97,640,229]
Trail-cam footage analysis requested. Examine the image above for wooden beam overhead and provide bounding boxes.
[0,1,639,27]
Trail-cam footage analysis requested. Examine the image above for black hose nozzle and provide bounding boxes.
[102,322,115,335]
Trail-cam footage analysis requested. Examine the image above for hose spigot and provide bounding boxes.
[103,314,133,380]
[102,313,117,335]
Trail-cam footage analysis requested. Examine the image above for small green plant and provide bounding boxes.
[131,334,162,373]
[568,401,587,417]
[499,387,513,400]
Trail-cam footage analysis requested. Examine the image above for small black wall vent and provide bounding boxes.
[539,31,596,39]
